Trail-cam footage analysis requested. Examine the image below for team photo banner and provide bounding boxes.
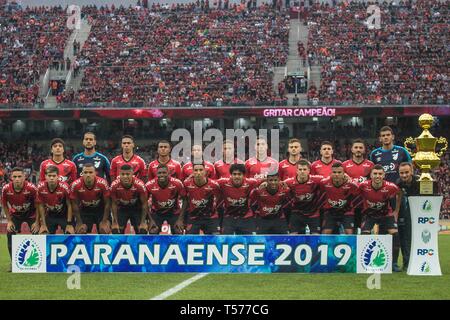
[12,235,392,274]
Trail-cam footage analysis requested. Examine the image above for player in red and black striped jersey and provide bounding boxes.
[110,135,147,182]
[359,165,402,272]
[245,137,278,180]
[217,164,258,234]
[310,141,341,178]
[342,139,374,183]
[70,163,111,234]
[178,162,221,234]
[2,167,39,258]
[284,159,323,234]
[145,164,186,234]
[278,138,303,181]
[147,140,182,180]
[214,140,244,179]
[110,164,156,234]
[37,165,73,234]
[342,138,374,234]
[39,138,77,184]
[318,162,359,234]
[181,144,216,180]
[250,171,290,234]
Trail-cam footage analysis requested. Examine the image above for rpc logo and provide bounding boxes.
[418,217,435,224]
[417,249,434,256]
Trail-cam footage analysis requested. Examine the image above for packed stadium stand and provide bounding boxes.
[0,0,448,107]
[0,6,70,104]
[306,0,448,105]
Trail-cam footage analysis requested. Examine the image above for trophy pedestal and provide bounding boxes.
[407,196,442,276]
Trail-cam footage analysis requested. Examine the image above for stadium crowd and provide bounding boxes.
[0,5,70,105]
[59,4,289,106]
[306,0,448,105]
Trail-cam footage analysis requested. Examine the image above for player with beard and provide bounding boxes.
[217,164,258,234]
[147,140,182,180]
[319,163,359,235]
[343,138,374,234]
[284,160,322,234]
[72,132,111,183]
[358,165,402,272]
[145,164,186,234]
[278,138,303,181]
[310,141,341,178]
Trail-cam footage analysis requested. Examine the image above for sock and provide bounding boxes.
[392,232,400,265]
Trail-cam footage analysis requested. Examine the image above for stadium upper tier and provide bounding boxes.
[0,0,448,107]
[0,6,70,104]
[306,0,448,105]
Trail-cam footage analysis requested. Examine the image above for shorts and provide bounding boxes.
[117,209,144,234]
[222,216,256,235]
[46,214,68,234]
[289,214,320,234]
[353,208,363,230]
[322,211,354,231]
[185,217,221,235]
[151,213,181,234]
[361,215,398,234]
[256,217,288,235]
[79,210,105,233]
[8,213,36,235]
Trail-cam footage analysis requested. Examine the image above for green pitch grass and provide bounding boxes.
[0,234,449,300]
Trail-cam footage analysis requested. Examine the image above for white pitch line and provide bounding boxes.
[150,273,209,300]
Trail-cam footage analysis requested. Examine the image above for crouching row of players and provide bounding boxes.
[3,160,402,262]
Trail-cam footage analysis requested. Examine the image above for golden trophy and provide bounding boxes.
[404,114,448,195]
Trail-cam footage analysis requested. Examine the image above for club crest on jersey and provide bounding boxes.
[94,161,101,168]
[328,199,347,208]
[392,153,398,161]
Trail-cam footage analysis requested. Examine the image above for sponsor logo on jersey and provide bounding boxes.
[328,199,347,208]
[157,199,176,208]
[262,205,282,215]
[227,197,247,206]
[192,199,209,208]
[367,200,385,210]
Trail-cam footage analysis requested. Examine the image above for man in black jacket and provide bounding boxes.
[396,162,420,271]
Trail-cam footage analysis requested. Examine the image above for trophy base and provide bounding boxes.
[419,181,433,195]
